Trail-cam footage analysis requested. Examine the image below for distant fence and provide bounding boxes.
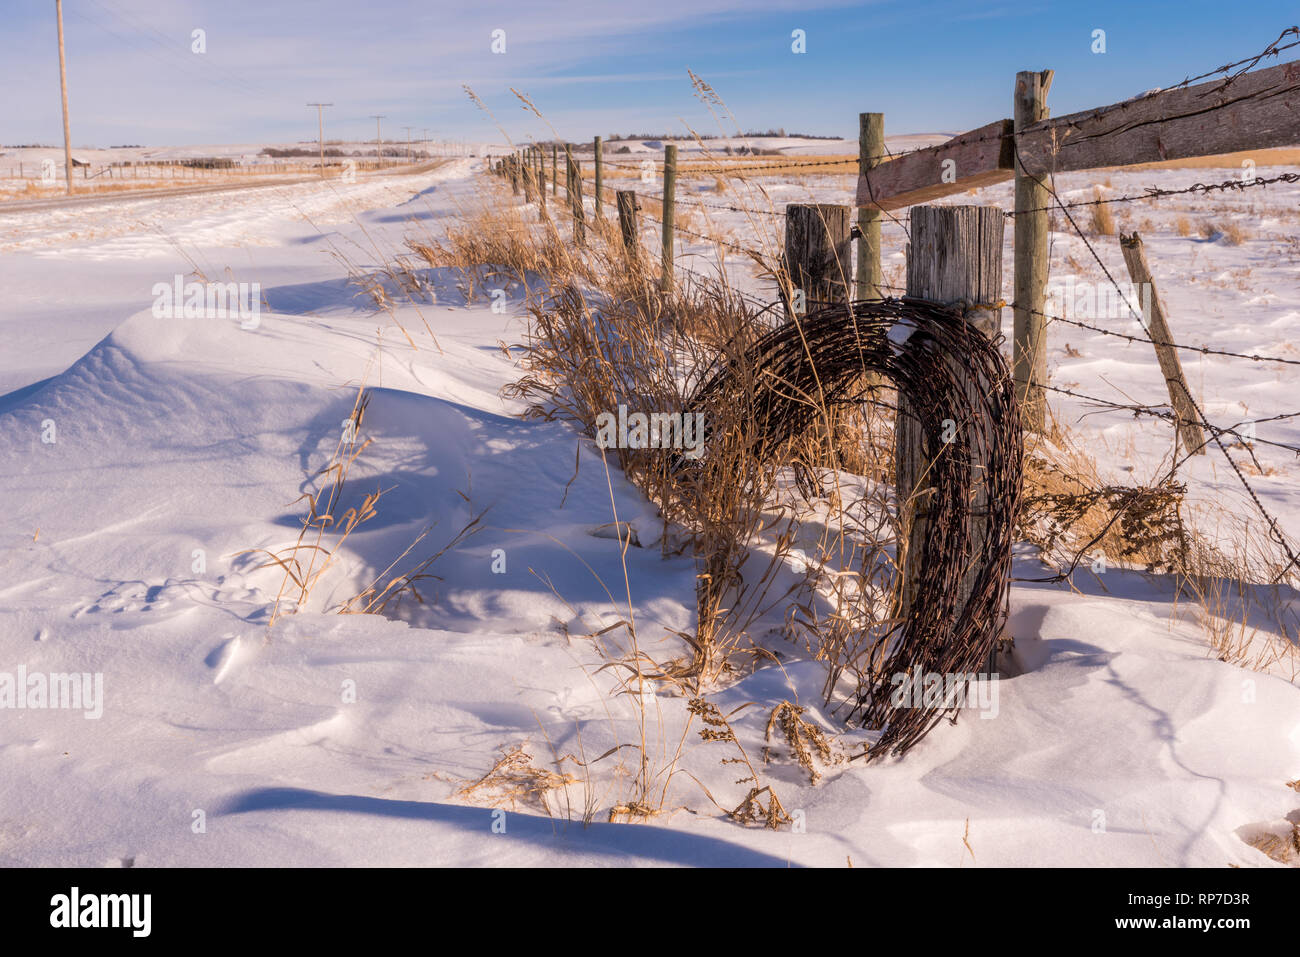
[0,156,430,186]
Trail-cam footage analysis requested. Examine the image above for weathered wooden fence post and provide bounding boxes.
[593,136,603,217]
[899,205,1005,652]
[569,155,586,245]
[551,144,558,196]
[536,168,547,218]
[855,113,885,300]
[617,190,639,258]
[1012,69,1053,433]
[783,204,852,318]
[510,152,520,195]
[1118,232,1206,455]
[660,144,677,293]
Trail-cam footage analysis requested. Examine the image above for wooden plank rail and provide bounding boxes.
[1017,59,1300,176]
[856,59,1300,210]
[856,120,1013,211]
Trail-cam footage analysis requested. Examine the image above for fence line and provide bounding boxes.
[574,168,1300,527]
[491,29,1300,579]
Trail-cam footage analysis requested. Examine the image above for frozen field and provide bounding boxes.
[1,148,1298,867]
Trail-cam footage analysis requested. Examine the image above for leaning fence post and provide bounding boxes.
[593,136,603,217]
[1118,232,1206,455]
[783,204,852,318]
[1012,69,1054,433]
[617,190,639,258]
[661,144,676,293]
[899,205,1006,663]
[855,113,885,300]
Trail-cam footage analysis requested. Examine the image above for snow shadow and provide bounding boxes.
[262,266,544,315]
[219,787,795,867]
[274,387,695,629]
[1013,552,1300,651]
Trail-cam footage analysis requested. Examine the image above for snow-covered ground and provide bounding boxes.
[1,147,1297,867]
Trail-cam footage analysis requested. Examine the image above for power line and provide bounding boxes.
[85,0,266,95]
[69,1,266,100]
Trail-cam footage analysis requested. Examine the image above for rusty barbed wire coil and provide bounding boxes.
[681,297,1023,759]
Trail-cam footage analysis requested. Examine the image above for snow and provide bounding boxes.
[1,152,1297,867]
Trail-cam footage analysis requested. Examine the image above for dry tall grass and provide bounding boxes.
[1200,220,1249,245]
[1088,188,1117,236]
[408,169,906,820]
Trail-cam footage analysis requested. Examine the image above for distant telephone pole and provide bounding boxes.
[55,0,73,195]
[307,102,332,178]
[371,115,386,168]
[402,126,412,162]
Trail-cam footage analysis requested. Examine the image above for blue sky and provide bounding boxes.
[2,0,1296,147]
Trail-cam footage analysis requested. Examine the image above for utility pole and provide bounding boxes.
[55,0,73,195]
[402,126,412,162]
[370,115,386,168]
[307,102,332,178]
[422,128,430,157]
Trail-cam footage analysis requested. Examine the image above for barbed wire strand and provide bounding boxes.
[1008,134,1300,580]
